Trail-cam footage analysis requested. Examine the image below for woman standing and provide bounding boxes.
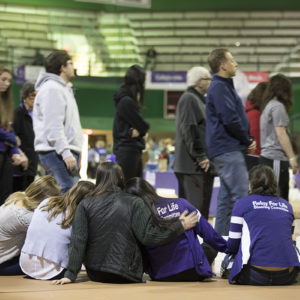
[12,82,38,191]
[0,66,26,203]
[260,74,298,200]
[245,81,267,170]
[113,65,149,182]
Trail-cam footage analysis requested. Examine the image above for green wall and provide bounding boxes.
[11,78,175,132]
[1,0,300,11]
[11,77,300,133]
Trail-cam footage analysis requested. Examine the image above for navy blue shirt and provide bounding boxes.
[206,75,251,159]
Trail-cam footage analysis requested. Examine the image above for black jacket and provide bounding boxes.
[65,190,184,282]
[173,87,208,174]
[12,104,38,176]
[113,87,149,153]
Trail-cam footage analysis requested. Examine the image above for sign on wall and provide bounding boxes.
[75,0,151,8]
[161,71,269,119]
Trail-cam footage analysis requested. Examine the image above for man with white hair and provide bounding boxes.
[173,66,213,219]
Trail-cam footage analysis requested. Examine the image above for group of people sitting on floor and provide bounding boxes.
[0,162,299,286]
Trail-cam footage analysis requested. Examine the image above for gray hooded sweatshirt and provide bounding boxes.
[33,72,83,160]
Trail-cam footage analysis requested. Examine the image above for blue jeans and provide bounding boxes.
[236,265,299,285]
[212,151,248,235]
[39,151,80,194]
[0,256,24,275]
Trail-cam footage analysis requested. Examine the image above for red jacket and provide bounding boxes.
[245,100,261,155]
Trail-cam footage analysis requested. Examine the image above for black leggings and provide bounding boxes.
[156,268,206,282]
[116,150,142,183]
[86,269,135,283]
[259,156,289,201]
[0,152,13,205]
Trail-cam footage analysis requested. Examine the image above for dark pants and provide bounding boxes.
[175,172,214,219]
[13,175,35,192]
[50,269,66,280]
[245,155,260,171]
[157,268,206,282]
[236,265,299,286]
[116,150,142,183]
[86,269,134,283]
[202,242,218,265]
[155,242,217,282]
[0,256,24,276]
[0,152,13,205]
[259,156,289,201]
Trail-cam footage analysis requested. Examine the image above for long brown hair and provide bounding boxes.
[125,177,175,228]
[4,176,61,211]
[247,81,268,111]
[89,162,125,197]
[261,74,293,113]
[0,66,13,129]
[42,180,94,229]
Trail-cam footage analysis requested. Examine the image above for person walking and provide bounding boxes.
[33,50,83,194]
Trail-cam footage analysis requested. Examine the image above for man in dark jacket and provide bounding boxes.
[206,48,256,235]
[173,66,213,219]
[12,82,38,191]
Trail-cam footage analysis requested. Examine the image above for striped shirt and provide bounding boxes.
[227,194,300,283]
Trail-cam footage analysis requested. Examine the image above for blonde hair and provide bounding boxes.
[42,181,95,229]
[4,176,61,211]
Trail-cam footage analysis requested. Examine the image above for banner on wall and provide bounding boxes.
[147,70,268,91]
[75,0,151,8]
[146,71,187,90]
[161,70,269,118]
[243,71,269,88]
[14,65,45,84]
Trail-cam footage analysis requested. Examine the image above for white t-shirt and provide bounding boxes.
[20,253,63,280]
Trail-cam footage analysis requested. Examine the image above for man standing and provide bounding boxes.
[33,50,83,193]
[206,49,256,235]
[173,67,213,219]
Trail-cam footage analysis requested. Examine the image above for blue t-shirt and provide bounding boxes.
[227,194,300,283]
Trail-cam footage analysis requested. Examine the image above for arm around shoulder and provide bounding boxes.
[131,197,184,247]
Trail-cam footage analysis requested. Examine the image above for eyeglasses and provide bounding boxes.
[27,93,36,99]
[200,78,212,81]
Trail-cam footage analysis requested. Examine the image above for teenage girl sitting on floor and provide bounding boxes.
[0,176,61,275]
[226,164,300,285]
[125,177,228,281]
[20,180,94,280]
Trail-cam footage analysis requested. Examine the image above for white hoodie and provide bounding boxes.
[33,72,83,159]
